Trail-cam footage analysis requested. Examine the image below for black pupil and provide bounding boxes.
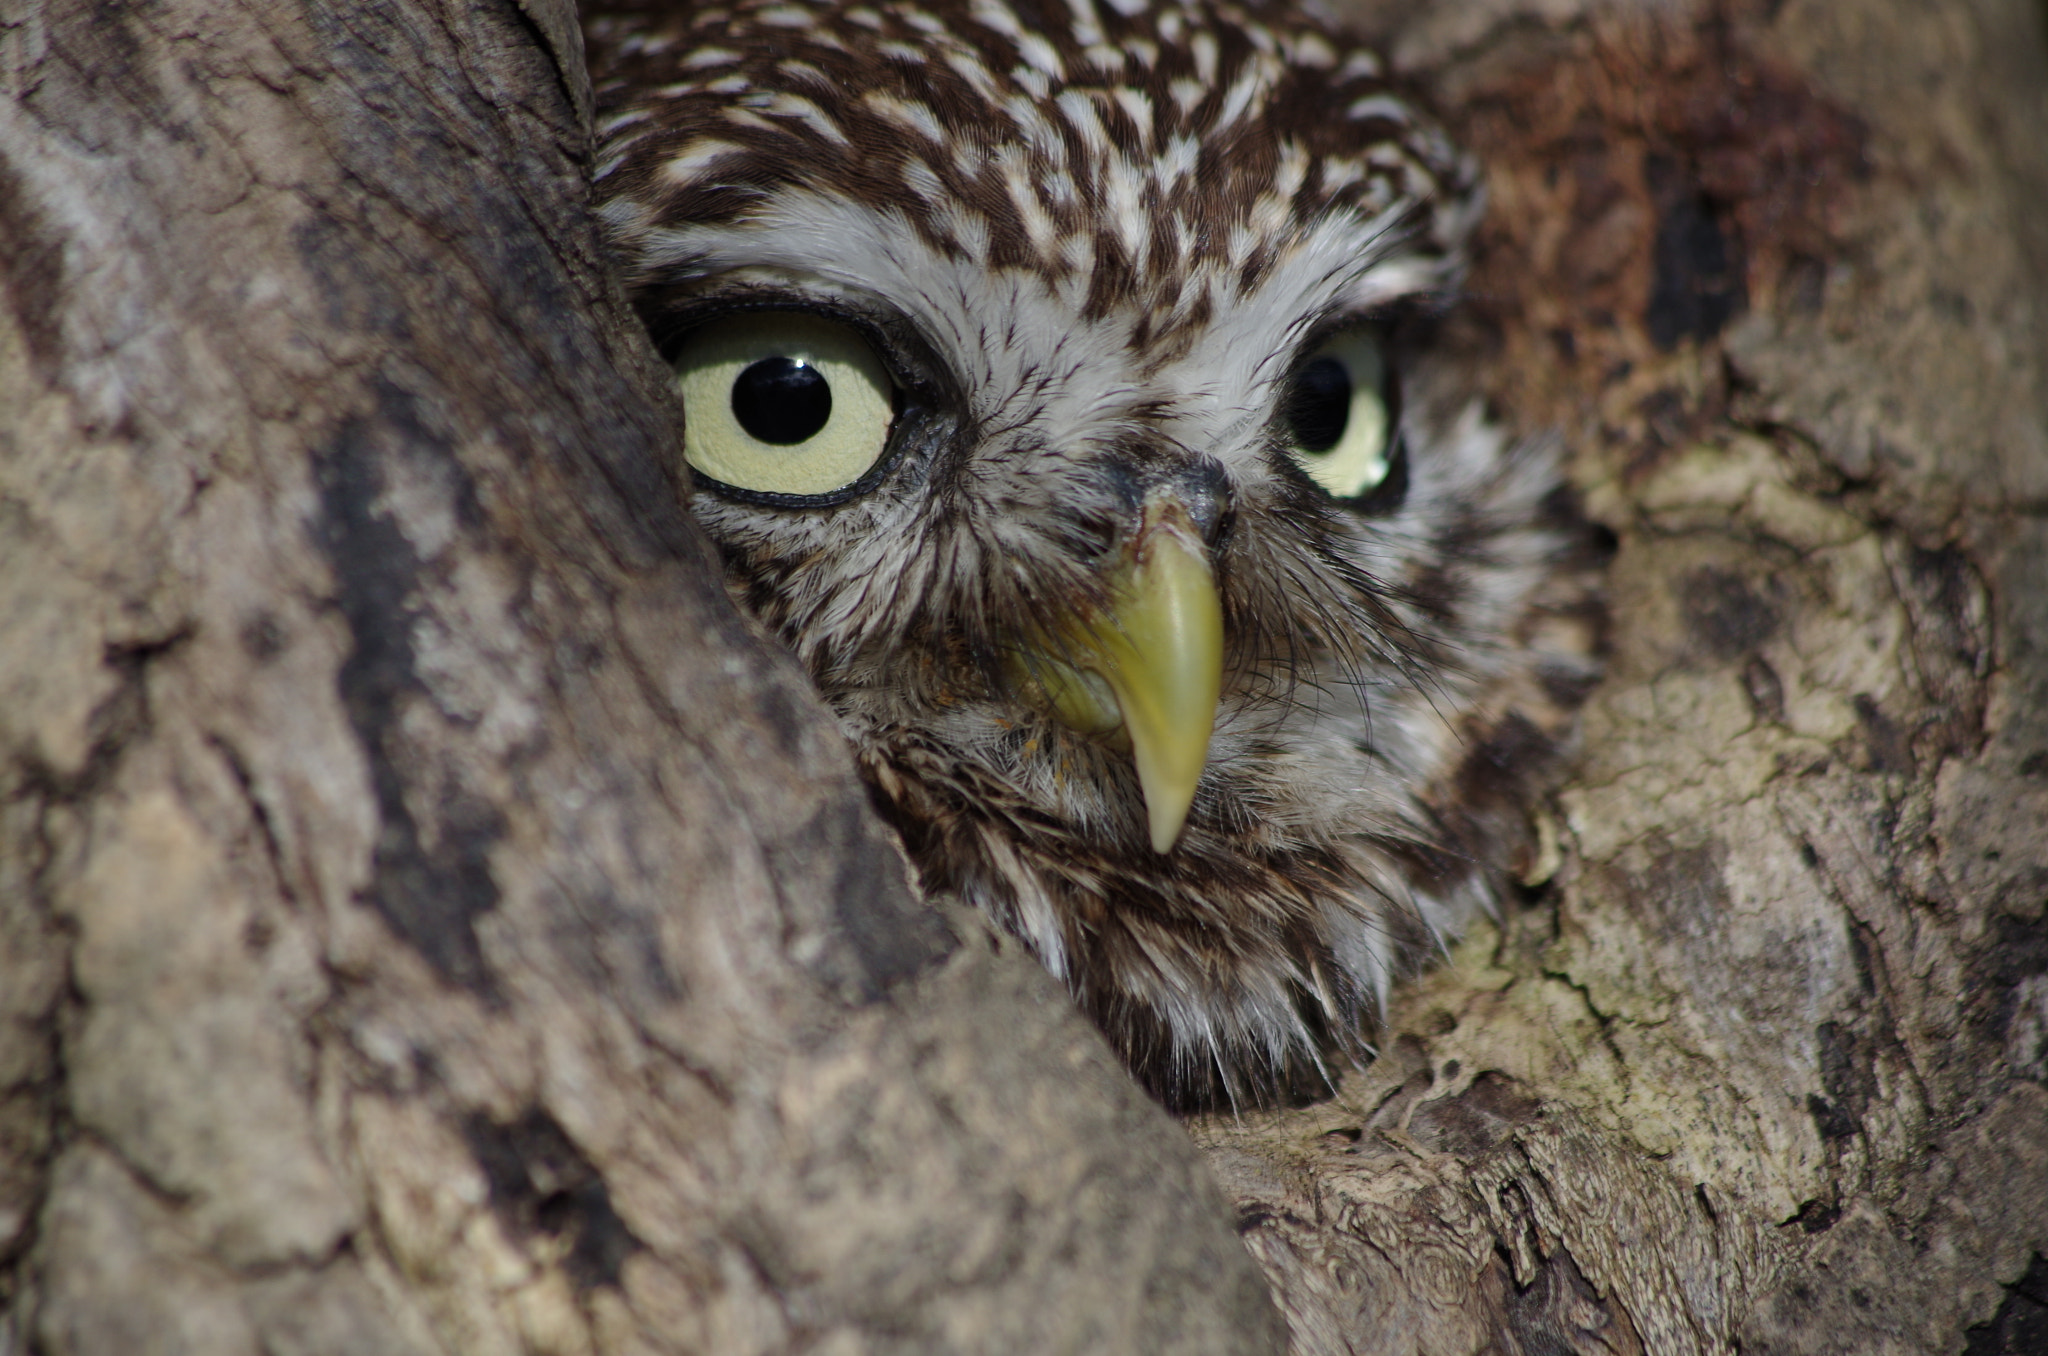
[731,357,832,445]
[1287,356,1351,453]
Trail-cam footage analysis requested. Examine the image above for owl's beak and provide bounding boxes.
[1009,494,1225,854]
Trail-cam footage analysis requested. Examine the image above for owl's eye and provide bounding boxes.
[673,313,895,499]
[1281,330,1397,502]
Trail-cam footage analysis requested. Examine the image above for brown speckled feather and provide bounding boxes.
[586,0,1604,1107]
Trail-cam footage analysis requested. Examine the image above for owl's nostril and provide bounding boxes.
[1094,460,1232,558]
[1157,461,1232,551]
[1081,454,1233,557]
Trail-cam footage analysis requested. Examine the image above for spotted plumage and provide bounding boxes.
[587,0,1603,1106]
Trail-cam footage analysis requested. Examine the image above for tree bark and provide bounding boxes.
[0,1,2043,1355]
[1197,0,2048,1351]
[0,3,1280,1352]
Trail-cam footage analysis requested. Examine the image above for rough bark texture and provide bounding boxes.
[0,1,2044,1355]
[1195,0,2048,1351]
[0,3,1281,1352]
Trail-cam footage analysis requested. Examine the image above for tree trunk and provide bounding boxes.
[0,2,2043,1356]
[1197,1,2048,1351]
[0,3,1279,1352]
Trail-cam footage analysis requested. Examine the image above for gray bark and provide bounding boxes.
[1,0,2044,1353]
[0,3,1279,1352]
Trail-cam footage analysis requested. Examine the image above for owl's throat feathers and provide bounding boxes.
[1004,494,1225,855]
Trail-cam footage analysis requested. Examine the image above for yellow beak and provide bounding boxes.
[1008,495,1225,853]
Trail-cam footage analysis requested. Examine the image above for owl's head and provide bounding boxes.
[589,0,1603,1105]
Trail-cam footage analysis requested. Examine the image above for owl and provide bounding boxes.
[585,0,1602,1107]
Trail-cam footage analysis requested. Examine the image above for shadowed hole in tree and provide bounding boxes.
[1961,1253,2048,1356]
[463,1110,642,1290]
[1678,565,1782,663]
[1498,1243,1640,1351]
[1645,153,1746,350]
[1792,1198,1842,1234]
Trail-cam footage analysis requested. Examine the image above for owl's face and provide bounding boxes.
[589,0,1600,1105]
